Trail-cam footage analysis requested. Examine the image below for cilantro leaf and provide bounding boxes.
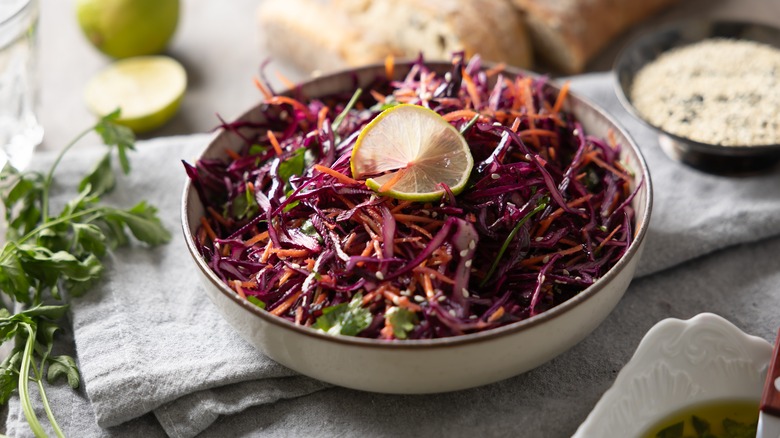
[78,152,116,197]
[47,355,80,389]
[278,148,306,183]
[315,294,372,336]
[94,110,135,174]
[385,307,418,339]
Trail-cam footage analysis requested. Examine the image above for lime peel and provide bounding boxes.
[84,55,187,133]
[351,104,474,202]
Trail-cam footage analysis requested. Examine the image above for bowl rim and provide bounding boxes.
[612,18,780,154]
[181,61,653,350]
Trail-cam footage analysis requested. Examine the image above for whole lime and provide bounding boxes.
[75,0,180,59]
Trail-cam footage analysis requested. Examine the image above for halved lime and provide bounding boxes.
[84,55,187,133]
[350,104,474,201]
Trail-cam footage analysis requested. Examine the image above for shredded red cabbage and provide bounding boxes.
[185,55,641,340]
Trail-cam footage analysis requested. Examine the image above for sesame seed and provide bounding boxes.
[535,236,543,242]
[290,263,301,269]
[375,271,384,280]
[562,269,570,276]
[392,296,400,305]
[459,249,469,257]
[542,256,550,264]
[572,128,579,136]
[469,315,478,320]
[438,295,446,302]
[430,274,436,279]
[469,240,476,250]
[491,173,500,180]
[431,211,438,218]
[464,260,472,268]
[400,289,411,296]
[461,288,469,298]
[444,72,452,81]
[492,122,502,126]
[449,309,457,317]
[575,276,582,281]
[414,295,425,303]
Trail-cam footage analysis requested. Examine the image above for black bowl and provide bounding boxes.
[614,20,780,175]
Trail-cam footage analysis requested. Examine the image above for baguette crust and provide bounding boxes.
[258,0,533,73]
[513,0,681,73]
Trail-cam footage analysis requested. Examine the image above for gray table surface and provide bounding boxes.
[38,0,780,151]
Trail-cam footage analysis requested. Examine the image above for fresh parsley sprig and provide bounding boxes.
[0,110,170,437]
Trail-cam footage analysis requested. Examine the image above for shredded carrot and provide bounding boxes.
[305,258,316,271]
[369,89,386,104]
[596,224,623,252]
[518,128,559,138]
[274,70,296,90]
[442,109,481,122]
[273,248,310,258]
[246,181,256,193]
[252,76,272,100]
[408,223,433,239]
[207,206,230,227]
[461,68,481,108]
[270,290,302,316]
[232,280,247,299]
[390,200,413,213]
[267,130,283,155]
[241,280,258,289]
[224,148,241,160]
[278,268,294,286]
[396,296,422,312]
[259,240,274,263]
[200,217,217,242]
[487,306,505,323]
[295,306,304,325]
[590,154,632,181]
[266,95,312,117]
[552,81,571,114]
[534,194,593,238]
[314,290,327,306]
[413,266,455,285]
[392,213,443,225]
[385,54,395,79]
[317,106,329,131]
[312,164,361,185]
[521,245,583,267]
[422,273,435,300]
[244,231,268,246]
[484,62,506,77]
[379,168,407,192]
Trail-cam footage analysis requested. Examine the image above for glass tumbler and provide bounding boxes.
[0,0,41,171]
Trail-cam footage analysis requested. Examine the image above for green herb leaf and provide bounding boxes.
[46,355,80,389]
[78,152,116,197]
[246,296,266,309]
[385,306,417,339]
[94,110,136,174]
[315,294,372,336]
[0,243,32,303]
[655,421,684,438]
[278,148,306,183]
[231,185,258,220]
[104,202,171,245]
[692,415,710,435]
[0,349,22,404]
[722,418,757,438]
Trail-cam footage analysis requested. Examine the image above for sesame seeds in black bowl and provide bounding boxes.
[614,20,780,175]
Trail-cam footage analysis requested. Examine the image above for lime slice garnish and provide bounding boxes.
[350,104,474,201]
[84,55,187,133]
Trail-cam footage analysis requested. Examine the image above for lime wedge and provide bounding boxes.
[350,104,474,201]
[84,55,187,133]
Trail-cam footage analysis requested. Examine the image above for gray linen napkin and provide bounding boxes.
[6,72,780,437]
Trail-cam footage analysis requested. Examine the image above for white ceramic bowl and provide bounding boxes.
[181,62,653,394]
[574,313,773,437]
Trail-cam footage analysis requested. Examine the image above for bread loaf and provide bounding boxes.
[257,0,533,74]
[512,0,681,73]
